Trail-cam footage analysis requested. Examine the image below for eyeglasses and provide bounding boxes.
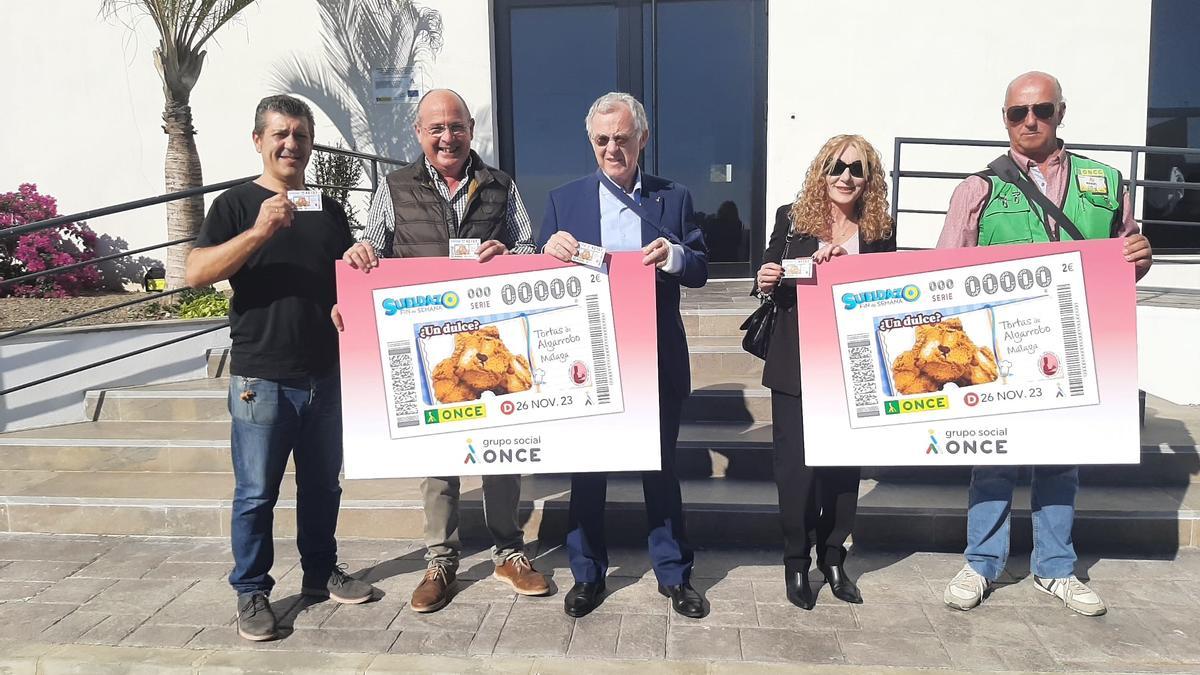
[591,133,635,148]
[424,123,470,137]
[1004,102,1060,124]
[828,159,864,179]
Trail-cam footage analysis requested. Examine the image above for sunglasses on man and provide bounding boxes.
[1004,102,1061,124]
[828,159,864,179]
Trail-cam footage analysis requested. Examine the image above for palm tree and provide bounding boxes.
[270,0,444,163]
[102,0,257,288]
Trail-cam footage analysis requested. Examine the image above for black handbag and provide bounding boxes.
[739,295,777,359]
[739,231,793,360]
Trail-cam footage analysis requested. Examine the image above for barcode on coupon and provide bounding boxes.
[585,294,612,404]
[1056,284,1085,396]
[386,340,420,428]
[847,333,880,418]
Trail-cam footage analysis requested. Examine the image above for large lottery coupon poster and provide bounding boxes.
[335,253,660,478]
[795,238,1139,466]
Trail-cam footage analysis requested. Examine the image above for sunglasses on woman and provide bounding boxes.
[1004,102,1060,124]
[828,159,864,179]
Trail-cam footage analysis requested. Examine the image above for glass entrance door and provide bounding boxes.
[496,0,767,278]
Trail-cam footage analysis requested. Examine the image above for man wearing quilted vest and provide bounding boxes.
[937,72,1153,617]
[341,88,548,613]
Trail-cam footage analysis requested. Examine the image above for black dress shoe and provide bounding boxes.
[785,571,815,610]
[818,563,863,604]
[658,583,706,618]
[564,581,605,618]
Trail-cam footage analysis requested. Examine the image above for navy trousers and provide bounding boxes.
[565,392,693,585]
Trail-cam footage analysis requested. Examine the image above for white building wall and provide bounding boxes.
[0,0,495,256]
[766,0,1154,250]
[0,1,1163,258]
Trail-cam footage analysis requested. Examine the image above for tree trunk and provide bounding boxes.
[162,100,204,290]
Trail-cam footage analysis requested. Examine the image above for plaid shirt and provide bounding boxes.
[359,156,535,256]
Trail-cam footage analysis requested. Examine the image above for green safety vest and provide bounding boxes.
[976,152,1122,246]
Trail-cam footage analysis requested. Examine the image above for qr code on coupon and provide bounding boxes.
[387,340,419,428]
[847,333,879,418]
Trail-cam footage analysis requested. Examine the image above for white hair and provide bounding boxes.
[585,92,648,138]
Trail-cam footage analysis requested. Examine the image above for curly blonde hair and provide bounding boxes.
[788,134,893,243]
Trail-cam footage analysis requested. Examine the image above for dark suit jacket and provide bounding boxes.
[538,170,708,400]
[759,203,896,396]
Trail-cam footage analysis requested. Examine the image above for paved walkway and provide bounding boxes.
[1,533,1199,673]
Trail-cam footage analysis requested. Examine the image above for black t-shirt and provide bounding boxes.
[196,181,354,380]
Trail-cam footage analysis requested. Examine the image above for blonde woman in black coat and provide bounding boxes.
[755,134,896,609]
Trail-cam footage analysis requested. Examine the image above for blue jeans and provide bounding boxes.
[228,373,343,595]
[965,465,1079,581]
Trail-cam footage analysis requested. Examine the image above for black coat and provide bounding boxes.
[758,204,897,396]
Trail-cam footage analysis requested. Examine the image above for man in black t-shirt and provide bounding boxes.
[187,94,374,642]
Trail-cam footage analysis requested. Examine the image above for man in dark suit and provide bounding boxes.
[538,92,708,619]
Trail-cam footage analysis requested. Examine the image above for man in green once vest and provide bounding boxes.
[341,89,549,614]
[937,71,1153,617]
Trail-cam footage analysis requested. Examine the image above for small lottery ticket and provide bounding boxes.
[286,189,322,211]
[571,242,607,268]
[782,257,814,279]
[449,238,482,260]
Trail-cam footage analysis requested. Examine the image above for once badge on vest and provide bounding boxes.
[1075,169,1108,195]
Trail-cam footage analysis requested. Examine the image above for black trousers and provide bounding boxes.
[771,390,860,574]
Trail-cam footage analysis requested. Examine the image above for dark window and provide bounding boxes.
[1145,0,1200,248]
[496,0,767,276]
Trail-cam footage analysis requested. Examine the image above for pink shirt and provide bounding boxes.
[936,142,1139,249]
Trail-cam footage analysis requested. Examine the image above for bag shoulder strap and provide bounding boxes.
[987,154,1086,242]
[597,172,681,244]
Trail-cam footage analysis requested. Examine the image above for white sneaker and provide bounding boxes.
[944,564,990,610]
[1033,575,1107,616]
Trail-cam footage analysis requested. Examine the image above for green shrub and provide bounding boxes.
[310,142,364,230]
[177,287,230,318]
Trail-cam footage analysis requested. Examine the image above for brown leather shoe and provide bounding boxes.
[410,565,455,613]
[494,553,550,596]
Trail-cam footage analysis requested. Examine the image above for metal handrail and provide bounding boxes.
[1,143,404,399]
[890,137,1200,254]
[2,145,401,243]
[0,176,256,241]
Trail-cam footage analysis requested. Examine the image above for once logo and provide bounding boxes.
[885,395,949,415]
[425,404,486,425]
[478,446,541,464]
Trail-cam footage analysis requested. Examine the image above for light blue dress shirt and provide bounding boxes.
[598,170,644,252]
[597,169,684,274]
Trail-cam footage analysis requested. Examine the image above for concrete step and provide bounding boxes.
[688,337,763,383]
[206,347,231,379]
[681,308,753,339]
[683,387,771,423]
[0,420,767,475]
[100,366,771,425]
[206,342,766,392]
[5,395,1197,485]
[79,384,772,426]
[86,379,228,422]
[0,468,1195,552]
